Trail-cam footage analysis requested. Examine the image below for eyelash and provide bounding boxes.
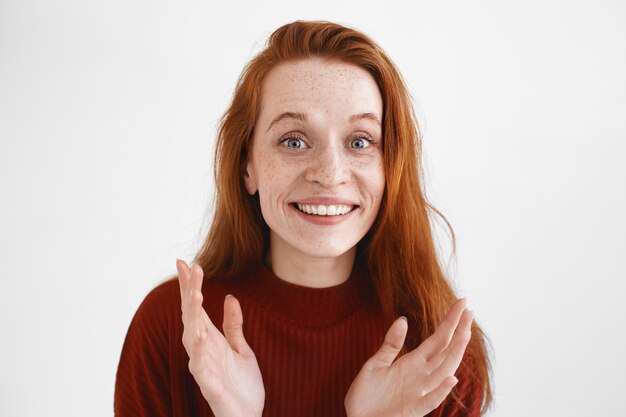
[279,133,375,149]
[279,134,305,148]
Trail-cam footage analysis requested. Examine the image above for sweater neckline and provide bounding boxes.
[239,261,373,327]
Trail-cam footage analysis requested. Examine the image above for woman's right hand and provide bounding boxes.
[176,259,265,417]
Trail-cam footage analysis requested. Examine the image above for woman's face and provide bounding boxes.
[244,57,385,261]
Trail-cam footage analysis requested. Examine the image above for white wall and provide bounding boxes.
[1,1,624,416]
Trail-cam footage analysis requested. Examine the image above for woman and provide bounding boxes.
[115,20,492,417]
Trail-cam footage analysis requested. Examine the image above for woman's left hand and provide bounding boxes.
[344,298,472,417]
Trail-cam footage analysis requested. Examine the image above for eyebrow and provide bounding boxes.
[266,111,381,132]
[349,112,382,126]
[266,112,307,132]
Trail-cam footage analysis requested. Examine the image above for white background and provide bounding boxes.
[1,1,625,416]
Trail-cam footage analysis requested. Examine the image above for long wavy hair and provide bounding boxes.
[193,20,492,416]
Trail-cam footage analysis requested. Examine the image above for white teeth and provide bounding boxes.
[296,204,354,216]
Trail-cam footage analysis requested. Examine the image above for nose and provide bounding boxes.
[304,144,350,187]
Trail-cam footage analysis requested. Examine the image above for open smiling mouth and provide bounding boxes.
[292,203,356,216]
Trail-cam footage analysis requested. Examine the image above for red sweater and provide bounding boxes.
[114,262,482,416]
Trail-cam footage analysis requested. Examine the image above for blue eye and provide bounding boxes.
[281,136,307,149]
[350,136,370,149]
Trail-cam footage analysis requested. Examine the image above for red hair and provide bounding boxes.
[194,20,492,415]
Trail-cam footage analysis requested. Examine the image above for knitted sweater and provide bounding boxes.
[114,261,481,416]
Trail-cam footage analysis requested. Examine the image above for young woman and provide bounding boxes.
[115,20,492,417]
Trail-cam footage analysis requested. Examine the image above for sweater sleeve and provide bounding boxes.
[114,282,178,417]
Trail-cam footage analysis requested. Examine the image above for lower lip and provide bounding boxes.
[291,204,357,225]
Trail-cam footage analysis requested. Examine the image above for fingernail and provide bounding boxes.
[225,294,233,299]
[400,316,407,322]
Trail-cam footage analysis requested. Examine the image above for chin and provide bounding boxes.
[296,241,358,260]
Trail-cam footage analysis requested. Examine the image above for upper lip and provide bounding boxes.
[293,197,359,206]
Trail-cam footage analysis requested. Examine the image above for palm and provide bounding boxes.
[215,340,263,401]
[347,365,402,416]
[177,259,265,417]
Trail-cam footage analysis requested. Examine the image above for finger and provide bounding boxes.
[423,309,473,391]
[185,322,222,388]
[185,263,206,314]
[176,259,198,324]
[429,309,473,369]
[417,298,466,359]
[187,263,216,329]
[176,258,191,304]
[179,263,220,346]
[222,294,253,355]
[176,259,202,311]
[189,263,205,297]
[185,292,227,369]
[178,261,203,318]
[413,376,458,416]
[365,316,408,369]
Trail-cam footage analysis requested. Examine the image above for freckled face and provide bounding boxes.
[244,58,385,260]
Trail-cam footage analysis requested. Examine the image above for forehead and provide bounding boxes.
[258,58,382,124]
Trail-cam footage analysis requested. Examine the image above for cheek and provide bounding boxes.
[256,157,299,205]
[254,155,279,189]
[355,155,385,196]
[373,158,385,191]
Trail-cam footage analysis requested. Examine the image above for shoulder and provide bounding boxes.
[136,272,241,308]
[125,267,259,343]
[134,274,248,326]
[132,278,181,327]
[118,278,183,356]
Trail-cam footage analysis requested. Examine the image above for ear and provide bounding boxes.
[243,159,258,195]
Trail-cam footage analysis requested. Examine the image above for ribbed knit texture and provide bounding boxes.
[114,262,483,417]
[115,261,388,417]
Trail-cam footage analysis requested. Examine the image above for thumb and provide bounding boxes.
[222,294,253,355]
[367,316,408,369]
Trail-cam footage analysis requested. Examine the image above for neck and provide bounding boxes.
[268,236,356,288]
